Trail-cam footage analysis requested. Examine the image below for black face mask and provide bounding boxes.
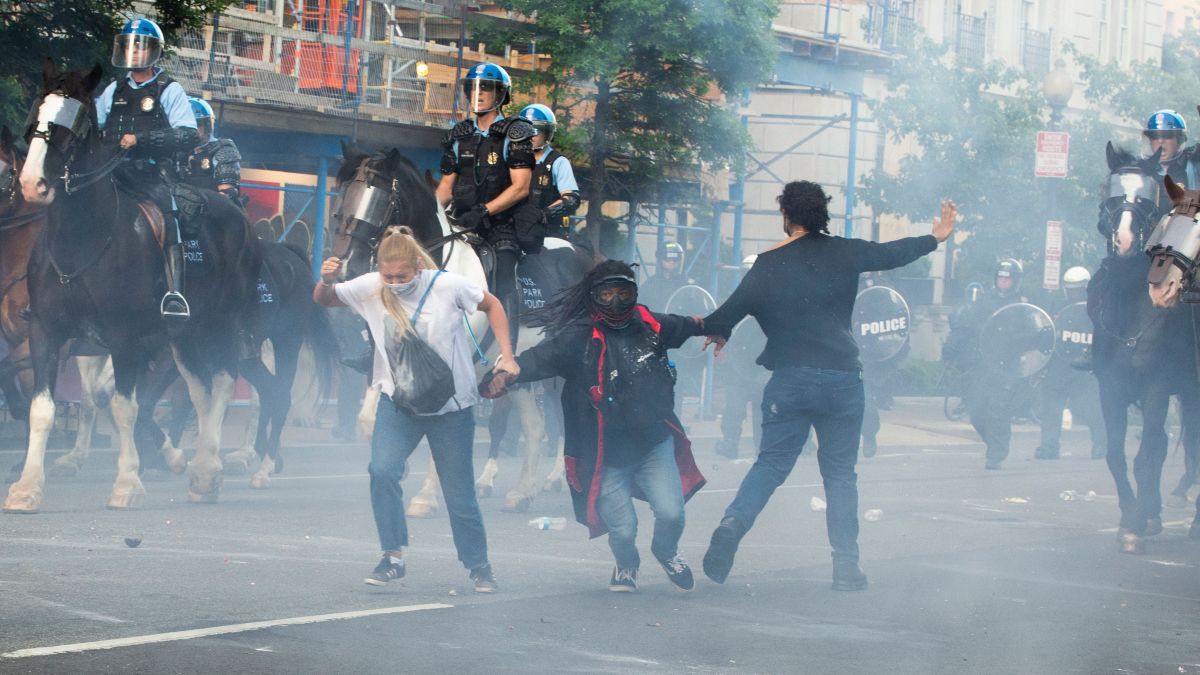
[591,280,638,328]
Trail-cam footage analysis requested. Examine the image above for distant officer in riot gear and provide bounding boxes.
[640,242,688,311]
[183,97,242,201]
[519,104,580,238]
[857,273,910,458]
[437,62,537,347]
[715,255,767,459]
[1036,266,1106,460]
[96,17,198,319]
[943,258,1029,469]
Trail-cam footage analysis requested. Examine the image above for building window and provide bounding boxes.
[1022,27,1051,79]
[867,0,917,50]
[955,7,987,67]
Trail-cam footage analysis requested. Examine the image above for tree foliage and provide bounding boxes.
[473,0,778,241]
[0,0,228,132]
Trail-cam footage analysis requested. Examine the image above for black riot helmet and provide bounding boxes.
[591,273,638,328]
[994,259,1024,297]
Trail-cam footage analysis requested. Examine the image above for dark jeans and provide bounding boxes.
[368,396,488,570]
[596,436,686,571]
[723,367,865,563]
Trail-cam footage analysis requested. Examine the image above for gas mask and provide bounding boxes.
[591,276,638,328]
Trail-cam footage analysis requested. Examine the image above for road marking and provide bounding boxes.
[1098,520,1190,533]
[2,603,452,659]
[698,482,821,495]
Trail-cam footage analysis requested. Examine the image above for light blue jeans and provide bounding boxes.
[596,436,685,571]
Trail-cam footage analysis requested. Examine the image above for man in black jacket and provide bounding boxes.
[700,181,954,591]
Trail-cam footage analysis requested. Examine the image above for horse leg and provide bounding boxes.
[176,354,231,503]
[252,338,300,489]
[4,328,62,513]
[503,387,544,512]
[229,358,271,477]
[106,350,148,510]
[1167,387,1200,507]
[134,353,187,480]
[407,456,442,518]
[1098,377,1138,549]
[1133,388,1171,543]
[476,396,512,498]
[51,355,111,476]
[3,350,33,481]
[543,388,566,492]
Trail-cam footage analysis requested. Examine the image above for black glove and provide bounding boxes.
[457,204,489,231]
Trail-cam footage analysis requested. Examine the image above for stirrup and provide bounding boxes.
[161,292,191,319]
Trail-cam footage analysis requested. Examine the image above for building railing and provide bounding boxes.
[1021,27,1051,80]
[866,0,917,51]
[954,11,987,68]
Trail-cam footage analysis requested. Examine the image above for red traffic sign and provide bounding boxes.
[1035,131,1070,178]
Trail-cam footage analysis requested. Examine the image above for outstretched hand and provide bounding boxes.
[479,370,514,399]
[703,335,727,356]
[932,199,956,243]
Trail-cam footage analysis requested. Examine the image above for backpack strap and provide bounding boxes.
[411,269,445,323]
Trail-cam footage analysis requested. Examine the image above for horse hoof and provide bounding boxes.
[1118,530,1144,554]
[502,496,532,513]
[1166,494,1189,509]
[249,474,271,490]
[476,485,493,499]
[1145,517,1163,537]
[4,489,43,514]
[49,460,81,478]
[107,492,145,510]
[406,500,438,518]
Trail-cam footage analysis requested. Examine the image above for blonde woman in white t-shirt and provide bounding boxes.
[315,226,518,592]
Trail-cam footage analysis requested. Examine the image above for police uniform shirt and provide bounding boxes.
[536,144,579,194]
[95,68,197,131]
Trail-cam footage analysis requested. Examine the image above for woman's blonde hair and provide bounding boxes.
[378,226,439,335]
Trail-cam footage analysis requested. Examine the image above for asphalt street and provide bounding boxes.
[1,397,1197,674]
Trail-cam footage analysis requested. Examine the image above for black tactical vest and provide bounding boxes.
[531,150,563,210]
[185,138,240,192]
[451,119,517,221]
[107,74,173,140]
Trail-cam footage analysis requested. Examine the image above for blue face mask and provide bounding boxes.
[387,277,420,296]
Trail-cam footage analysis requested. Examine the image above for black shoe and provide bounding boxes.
[657,554,695,592]
[984,459,1003,470]
[714,440,739,460]
[702,516,745,584]
[470,563,498,593]
[364,555,406,586]
[1145,517,1163,537]
[608,567,638,592]
[832,560,868,591]
[1033,447,1059,460]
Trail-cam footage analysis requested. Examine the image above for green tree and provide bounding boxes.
[0,0,228,132]
[473,0,778,244]
[860,36,1125,304]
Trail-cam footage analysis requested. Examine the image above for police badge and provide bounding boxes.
[200,158,211,170]
[140,96,155,112]
[487,151,499,165]
[538,175,549,186]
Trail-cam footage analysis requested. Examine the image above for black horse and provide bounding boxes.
[1092,143,1200,552]
[4,61,260,513]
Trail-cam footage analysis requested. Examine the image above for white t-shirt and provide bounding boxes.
[335,269,485,415]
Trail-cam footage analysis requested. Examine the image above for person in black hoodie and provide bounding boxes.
[699,181,954,591]
[482,260,712,592]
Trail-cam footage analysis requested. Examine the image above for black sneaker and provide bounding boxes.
[365,555,405,586]
[608,567,638,592]
[658,554,695,591]
[832,559,868,591]
[470,564,498,593]
[702,516,745,584]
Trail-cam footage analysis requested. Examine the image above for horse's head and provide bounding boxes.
[331,141,440,279]
[18,60,103,205]
[0,126,22,209]
[1101,141,1164,258]
[1146,174,1200,308]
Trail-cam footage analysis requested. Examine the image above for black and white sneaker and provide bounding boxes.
[608,567,638,592]
[658,554,695,591]
[470,564,498,593]
[364,556,406,586]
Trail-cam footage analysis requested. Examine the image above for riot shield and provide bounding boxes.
[1052,301,1093,363]
[664,284,717,360]
[978,302,1056,379]
[853,286,911,364]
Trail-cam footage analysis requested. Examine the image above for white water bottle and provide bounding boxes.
[528,516,566,530]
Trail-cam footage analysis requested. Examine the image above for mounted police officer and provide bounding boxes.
[436,62,538,347]
[183,97,242,201]
[639,242,688,311]
[1143,110,1200,203]
[96,17,198,319]
[943,259,1029,469]
[1037,266,1106,460]
[519,104,580,239]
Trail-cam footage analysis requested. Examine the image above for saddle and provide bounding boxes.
[136,201,166,249]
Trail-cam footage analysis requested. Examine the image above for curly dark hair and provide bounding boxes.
[527,259,637,336]
[778,181,831,234]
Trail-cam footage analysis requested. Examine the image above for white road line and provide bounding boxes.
[698,482,822,495]
[2,603,452,659]
[1098,520,1190,534]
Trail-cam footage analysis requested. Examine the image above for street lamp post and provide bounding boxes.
[1043,59,1074,131]
[1039,59,1074,292]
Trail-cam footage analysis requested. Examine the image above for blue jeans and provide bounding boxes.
[724,367,865,563]
[596,436,686,571]
[369,396,488,570]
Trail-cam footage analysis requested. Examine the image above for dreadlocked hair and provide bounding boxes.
[526,259,637,337]
[778,180,831,235]
[378,225,439,336]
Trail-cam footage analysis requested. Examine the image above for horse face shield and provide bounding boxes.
[20,93,88,202]
[1102,172,1161,256]
[339,180,393,229]
[1146,211,1200,287]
